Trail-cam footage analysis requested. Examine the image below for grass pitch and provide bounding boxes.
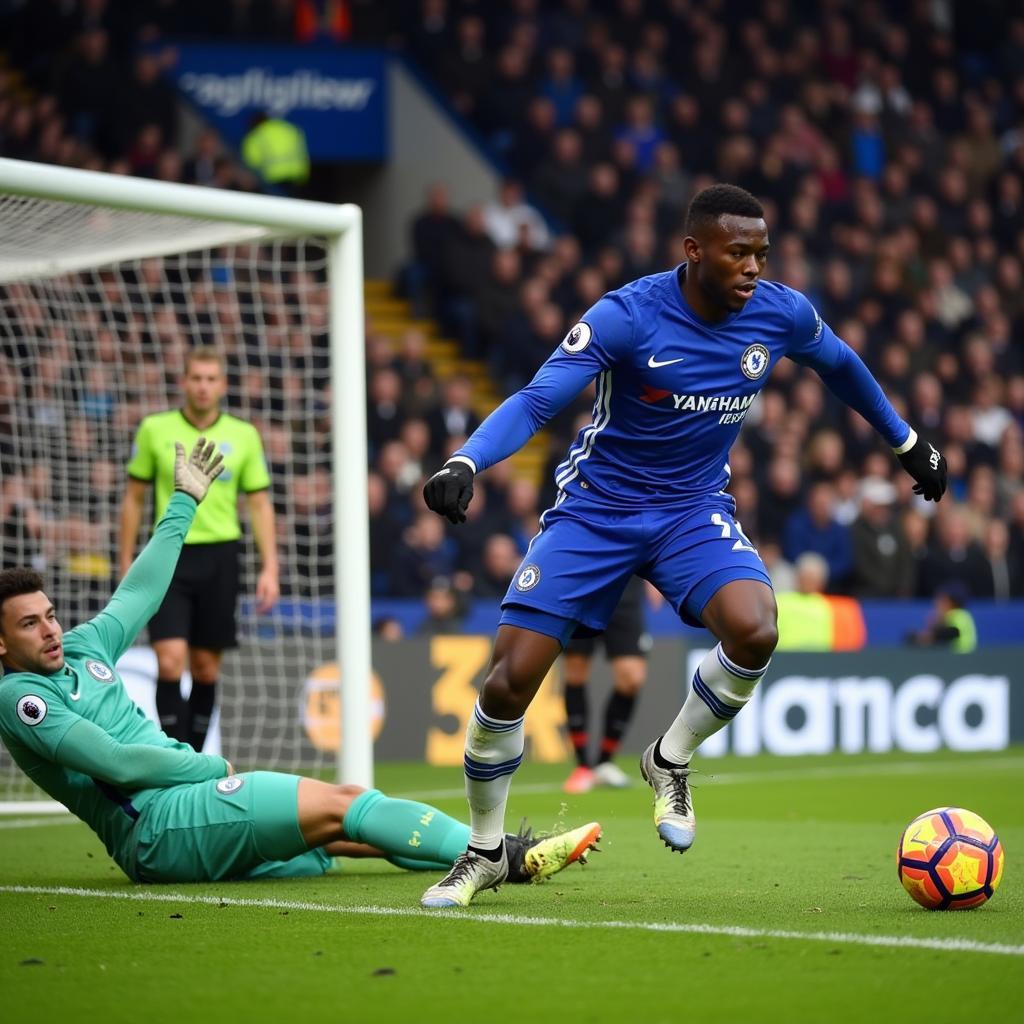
[2,749,1021,1024]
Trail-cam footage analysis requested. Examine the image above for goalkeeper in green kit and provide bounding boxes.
[0,440,600,885]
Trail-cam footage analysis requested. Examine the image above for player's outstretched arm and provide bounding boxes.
[422,326,612,524]
[67,439,225,663]
[789,295,947,504]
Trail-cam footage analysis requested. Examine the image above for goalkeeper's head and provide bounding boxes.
[0,568,64,675]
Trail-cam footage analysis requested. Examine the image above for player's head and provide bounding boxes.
[181,347,227,418]
[683,184,769,312]
[0,568,64,674]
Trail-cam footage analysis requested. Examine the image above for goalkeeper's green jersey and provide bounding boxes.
[0,493,230,872]
[126,410,270,544]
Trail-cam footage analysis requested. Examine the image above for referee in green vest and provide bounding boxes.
[118,347,280,750]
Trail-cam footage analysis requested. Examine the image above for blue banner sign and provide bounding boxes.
[170,45,387,160]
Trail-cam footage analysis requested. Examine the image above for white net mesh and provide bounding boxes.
[0,192,342,802]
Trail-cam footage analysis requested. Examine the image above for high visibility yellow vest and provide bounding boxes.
[943,608,978,653]
[776,592,833,651]
[242,120,310,184]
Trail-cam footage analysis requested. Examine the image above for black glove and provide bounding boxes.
[423,459,475,524]
[896,432,947,502]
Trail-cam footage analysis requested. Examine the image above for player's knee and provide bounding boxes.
[612,660,646,695]
[480,664,535,719]
[156,652,186,678]
[480,676,524,719]
[332,783,366,815]
[190,649,221,682]
[721,605,778,667]
[737,617,778,666]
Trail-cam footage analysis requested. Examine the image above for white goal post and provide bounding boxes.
[0,157,373,808]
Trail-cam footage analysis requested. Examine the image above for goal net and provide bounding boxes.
[0,159,370,810]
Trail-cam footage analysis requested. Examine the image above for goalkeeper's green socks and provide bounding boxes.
[344,789,470,871]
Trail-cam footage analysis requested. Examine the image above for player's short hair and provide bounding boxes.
[184,346,225,374]
[685,184,764,236]
[0,568,46,622]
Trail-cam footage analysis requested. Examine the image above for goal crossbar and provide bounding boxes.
[0,157,358,235]
[0,158,372,803]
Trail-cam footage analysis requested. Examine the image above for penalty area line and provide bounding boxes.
[2,885,1021,958]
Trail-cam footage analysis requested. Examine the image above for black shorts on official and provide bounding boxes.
[148,540,240,650]
[565,576,651,659]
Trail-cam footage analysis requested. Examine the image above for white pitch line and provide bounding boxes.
[2,885,1021,958]
[0,817,77,830]
[395,755,1024,801]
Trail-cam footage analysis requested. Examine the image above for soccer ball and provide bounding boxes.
[897,807,1004,910]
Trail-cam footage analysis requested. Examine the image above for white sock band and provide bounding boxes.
[659,644,769,764]
[463,700,525,851]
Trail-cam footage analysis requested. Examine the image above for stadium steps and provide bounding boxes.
[363,280,548,483]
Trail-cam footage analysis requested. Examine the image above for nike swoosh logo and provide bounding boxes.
[648,355,685,368]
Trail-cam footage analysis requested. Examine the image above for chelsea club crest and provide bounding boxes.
[740,344,770,380]
[514,564,541,592]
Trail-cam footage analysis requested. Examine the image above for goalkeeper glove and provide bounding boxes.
[895,431,947,502]
[423,459,475,524]
[174,437,225,503]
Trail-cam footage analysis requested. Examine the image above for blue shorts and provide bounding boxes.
[500,492,771,643]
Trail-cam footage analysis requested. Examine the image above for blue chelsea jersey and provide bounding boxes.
[456,265,906,510]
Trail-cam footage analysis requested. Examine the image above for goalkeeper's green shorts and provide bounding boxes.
[130,771,333,883]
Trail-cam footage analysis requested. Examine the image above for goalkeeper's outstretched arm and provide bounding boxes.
[71,440,225,663]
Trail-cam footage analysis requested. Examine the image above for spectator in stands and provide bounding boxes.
[572,162,625,255]
[980,519,1017,601]
[419,575,469,634]
[436,14,489,118]
[475,248,524,360]
[531,128,588,225]
[394,328,439,418]
[409,183,462,317]
[782,480,853,592]
[366,369,404,457]
[426,375,480,462]
[775,553,833,651]
[483,179,550,251]
[472,534,521,598]
[54,28,118,154]
[917,504,992,599]
[437,205,495,351]
[614,95,665,176]
[1,474,47,572]
[850,477,915,598]
[758,455,803,545]
[119,52,177,154]
[184,128,222,187]
[389,511,458,598]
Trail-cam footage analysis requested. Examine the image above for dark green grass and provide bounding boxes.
[2,749,1022,1024]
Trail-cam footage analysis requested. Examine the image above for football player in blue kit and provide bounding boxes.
[419,184,947,908]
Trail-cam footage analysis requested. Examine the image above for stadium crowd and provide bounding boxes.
[382,0,1024,605]
[0,0,1023,616]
